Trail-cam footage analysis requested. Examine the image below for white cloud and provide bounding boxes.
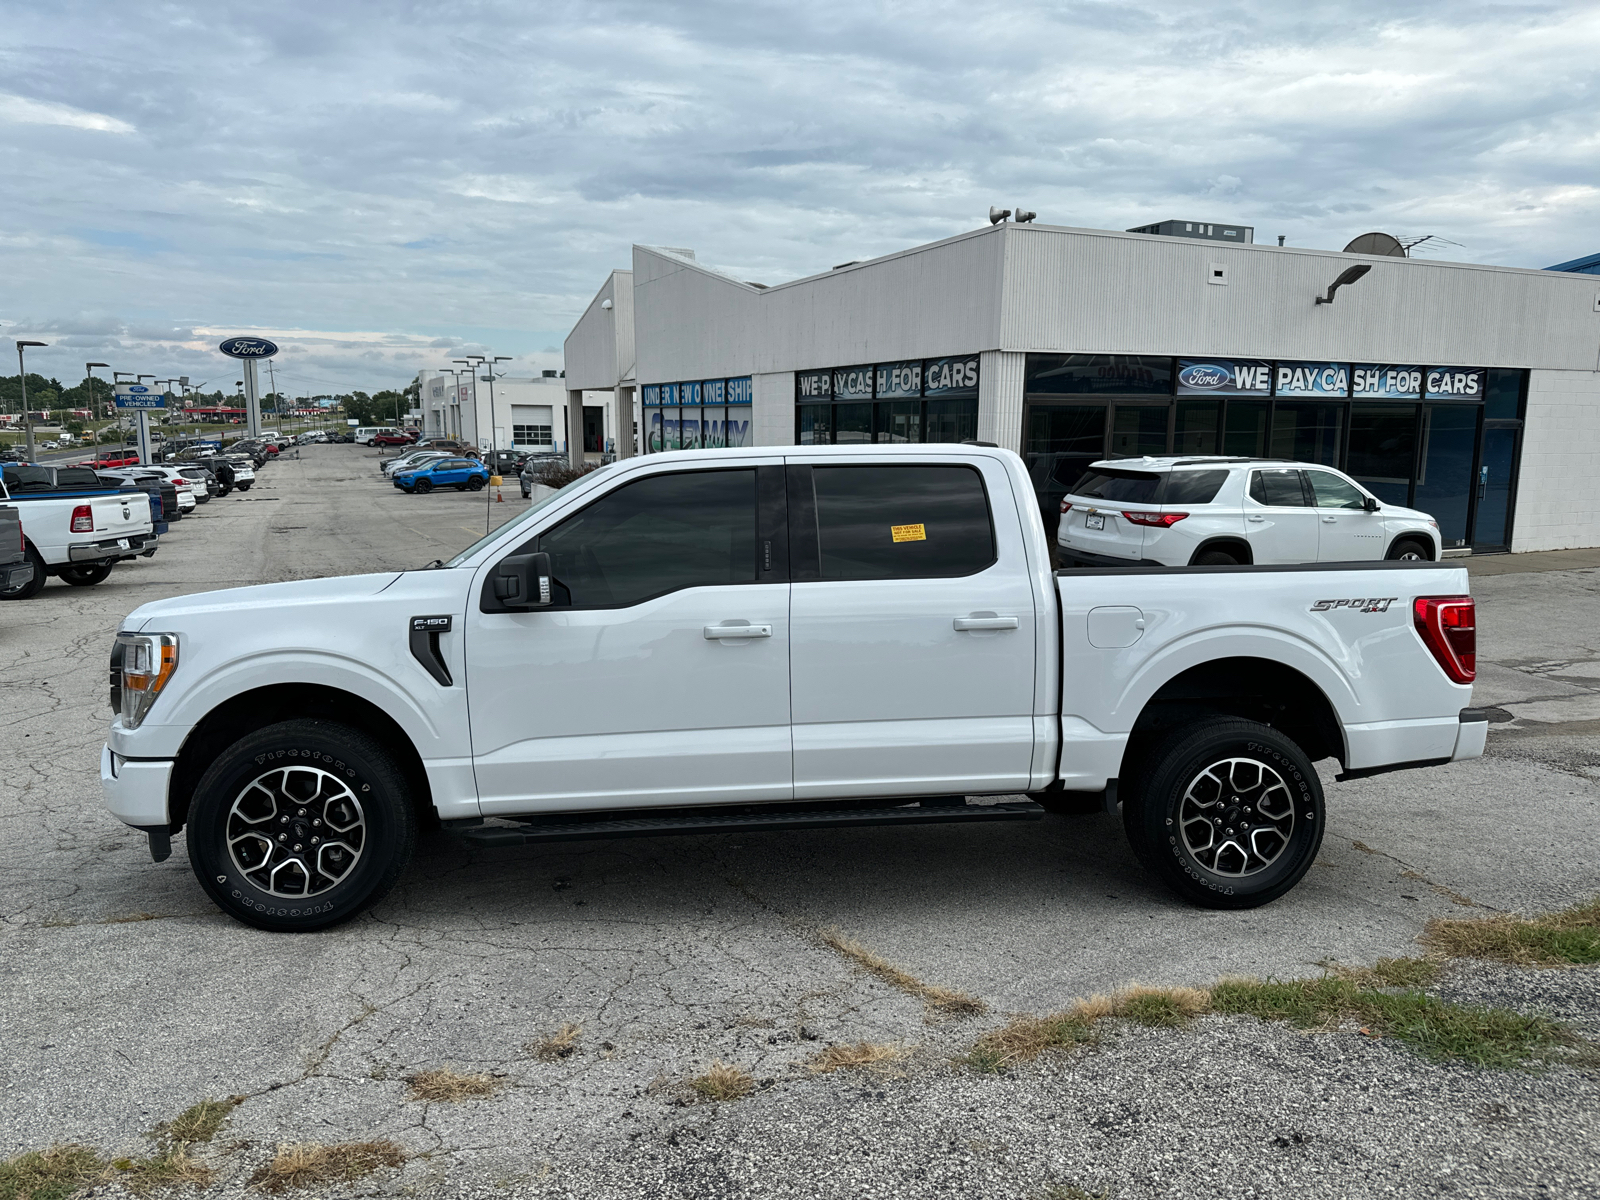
[0,93,134,133]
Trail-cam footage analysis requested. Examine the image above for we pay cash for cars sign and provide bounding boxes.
[114,384,166,410]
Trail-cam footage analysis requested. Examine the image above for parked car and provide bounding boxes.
[482,449,528,478]
[1056,457,1442,568]
[176,466,219,503]
[382,450,450,477]
[393,456,491,493]
[0,505,33,595]
[0,465,157,598]
[101,466,197,514]
[517,452,568,498]
[354,426,403,445]
[297,430,328,445]
[99,444,1486,931]
[371,430,416,447]
[413,438,466,452]
[92,449,142,469]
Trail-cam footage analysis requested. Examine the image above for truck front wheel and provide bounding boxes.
[186,719,417,932]
[1122,718,1324,909]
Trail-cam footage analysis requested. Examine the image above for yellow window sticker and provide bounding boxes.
[891,523,927,543]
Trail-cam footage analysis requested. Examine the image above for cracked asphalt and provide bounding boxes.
[2,444,1596,1199]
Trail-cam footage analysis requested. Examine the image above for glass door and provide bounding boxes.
[1413,405,1478,550]
[1473,426,1520,550]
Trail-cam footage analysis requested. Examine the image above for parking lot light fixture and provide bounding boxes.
[86,362,110,423]
[15,339,48,462]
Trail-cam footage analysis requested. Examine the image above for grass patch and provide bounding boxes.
[153,1096,243,1145]
[405,1067,501,1103]
[0,1144,108,1200]
[112,1145,213,1194]
[819,927,987,1016]
[1326,956,1441,989]
[1211,977,1564,1069]
[805,1042,906,1074]
[688,1061,754,1102]
[527,1022,582,1062]
[248,1141,406,1193]
[1424,897,1600,966]
[965,986,1204,1072]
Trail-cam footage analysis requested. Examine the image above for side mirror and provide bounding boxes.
[1364,496,1381,513]
[493,551,553,607]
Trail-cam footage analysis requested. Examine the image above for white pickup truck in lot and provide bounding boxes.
[0,469,158,599]
[101,445,1484,931]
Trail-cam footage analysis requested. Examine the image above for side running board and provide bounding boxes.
[446,799,1045,846]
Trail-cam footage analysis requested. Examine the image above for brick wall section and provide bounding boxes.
[1514,368,1600,552]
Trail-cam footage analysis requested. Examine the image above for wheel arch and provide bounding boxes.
[1187,536,1253,566]
[1385,532,1437,561]
[168,683,434,832]
[1118,656,1346,781]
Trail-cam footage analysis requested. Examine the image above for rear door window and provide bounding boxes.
[1068,468,1162,504]
[534,469,757,607]
[1249,469,1310,507]
[1161,470,1230,506]
[809,464,994,581]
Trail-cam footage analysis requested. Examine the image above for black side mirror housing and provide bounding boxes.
[493,552,554,607]
[1364,496,1381,513]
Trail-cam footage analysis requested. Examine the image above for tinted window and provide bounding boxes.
[536,469,756,607]
[1249,469,1309,507]
[811,465,993,581]
[3,465,52,490]
[1162,470,1229,505]
[55,468,100,487]
[1306,470,1367,509]
[1069,469,1162,504]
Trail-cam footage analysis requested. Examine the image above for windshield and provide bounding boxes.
[440,465,612,568]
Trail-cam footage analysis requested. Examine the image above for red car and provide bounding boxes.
[93,449,142,468]
[371,431,414,447]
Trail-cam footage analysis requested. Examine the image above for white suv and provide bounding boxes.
[1056,457,1441,567]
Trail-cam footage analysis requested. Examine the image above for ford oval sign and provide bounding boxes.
[218,336,279,359]
[1177,362,1230,391]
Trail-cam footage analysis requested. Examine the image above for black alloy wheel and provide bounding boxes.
[414,478,433,494]
[1122,717,1324,909]
[186,719,417,932]
[0,545,47,600]
[466,476,485,491]
[1192,549,1241,566]
[59,561,114,587]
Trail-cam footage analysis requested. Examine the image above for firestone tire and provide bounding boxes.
[186,719,417,932]
[1122,717,1324,910]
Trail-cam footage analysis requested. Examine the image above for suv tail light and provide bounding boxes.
[70,504,94,533]
[1122,511,1188,528]
[1413,595,1475,683]
[1059,501,1072,514]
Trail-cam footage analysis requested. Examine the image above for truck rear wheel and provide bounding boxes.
[1122,718,1324,909]
[186,719,417,932]
[59,562,114,586]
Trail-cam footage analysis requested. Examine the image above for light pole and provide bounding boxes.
[85,362,110,434]
[14,340,47,461]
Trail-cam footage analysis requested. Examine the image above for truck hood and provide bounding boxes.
[121,571,402,632]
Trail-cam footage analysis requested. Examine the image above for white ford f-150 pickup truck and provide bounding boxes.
[101,445,1484,931]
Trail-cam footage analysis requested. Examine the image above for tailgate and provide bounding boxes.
[92,493,154,537]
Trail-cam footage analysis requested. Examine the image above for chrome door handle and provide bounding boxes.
[953,616,1020,631]
[1247,515,1266,522]
[703,623,772,639]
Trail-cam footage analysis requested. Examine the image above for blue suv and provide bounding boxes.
[393,457,491,494]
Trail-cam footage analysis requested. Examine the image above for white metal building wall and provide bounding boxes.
[1514,369,1600,552]
[751,372,793,446]
[977,350,1026,452]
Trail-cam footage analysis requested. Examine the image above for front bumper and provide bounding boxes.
[101,744,174,827]
[70,533,156,562]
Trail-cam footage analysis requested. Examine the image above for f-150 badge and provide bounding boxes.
[1311,597,1397,613]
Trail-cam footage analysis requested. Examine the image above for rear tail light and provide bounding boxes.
[1122,511,1188,528]
[70,504,94,533]
[1059,501,1072,514]
[1413,595,1475,684]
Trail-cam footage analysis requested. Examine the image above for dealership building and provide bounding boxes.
[563,223,1600,553]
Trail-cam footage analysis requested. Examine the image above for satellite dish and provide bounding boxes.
[1343,232,1406,257]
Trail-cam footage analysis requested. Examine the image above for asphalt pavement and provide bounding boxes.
[1,444,1595,1199]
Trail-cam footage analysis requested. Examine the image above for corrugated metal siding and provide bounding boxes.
[564,271,631,389]
[1514,369,1600,551]
[999,225,1600,369]
[634,233,1006,384]
[976,350,1026,451]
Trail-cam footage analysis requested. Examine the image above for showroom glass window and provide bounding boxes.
[794,355,978,446]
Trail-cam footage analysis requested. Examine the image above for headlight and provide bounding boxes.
[114,632,179,728]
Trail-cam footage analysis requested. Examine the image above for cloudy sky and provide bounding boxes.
[2,0,1596,395]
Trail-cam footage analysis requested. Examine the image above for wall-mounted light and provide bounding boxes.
[1315,263,1372,305]
[601,298,613,310]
